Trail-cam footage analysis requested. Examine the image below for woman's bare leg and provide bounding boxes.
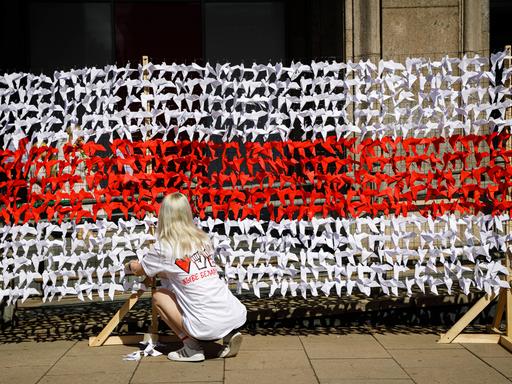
[152,288,189,338]
[154,288,204,361]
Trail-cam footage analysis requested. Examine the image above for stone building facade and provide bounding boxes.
[344,0,489,62]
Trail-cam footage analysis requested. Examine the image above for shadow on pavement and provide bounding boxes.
[0,291,496,343]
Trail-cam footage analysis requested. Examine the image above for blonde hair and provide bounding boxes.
[156,192,210,259]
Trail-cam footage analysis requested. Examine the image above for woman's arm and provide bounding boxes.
[125,260,147,277]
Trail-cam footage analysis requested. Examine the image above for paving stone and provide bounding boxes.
[66,340,139,356]
[0,365,49,384]
[311,358,408,381]
[225,368,318,384]
[240,335,303,350]
[404,365,511,384]
[46,354,137,375]
[131,360,223,383]
[482,357,512,377]
[319,380,414,384]
[0,340,75,351]
[39,372,134,384]
[300,334,390,359]
[0,341,75,367]
[389,348,484,368]
[462,343,512,358]
[5,330,512,384]
[373,333,462,349]
[225,349,310,370]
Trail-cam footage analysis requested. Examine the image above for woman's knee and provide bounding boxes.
[152,289,174,308]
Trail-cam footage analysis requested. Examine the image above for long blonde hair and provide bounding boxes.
[156,192,210,259]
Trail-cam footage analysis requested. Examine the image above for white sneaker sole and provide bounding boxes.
[167,352,205,362]
[220,332,243,358]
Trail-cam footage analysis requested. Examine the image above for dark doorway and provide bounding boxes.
[490,0,512,53]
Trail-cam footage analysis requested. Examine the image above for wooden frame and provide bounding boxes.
[90,48,512,347]
[89,56,160,347]
[438,45,512,352]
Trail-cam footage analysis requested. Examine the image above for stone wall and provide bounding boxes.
[345,0,489,61]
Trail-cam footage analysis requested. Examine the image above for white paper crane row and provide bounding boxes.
[0,213,509,304]
[1,53,511,150]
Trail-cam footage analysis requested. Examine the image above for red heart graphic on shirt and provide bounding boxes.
[175,257,191,273]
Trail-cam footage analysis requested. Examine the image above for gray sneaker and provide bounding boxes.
[219,331,243,358]
[168,345,205,362]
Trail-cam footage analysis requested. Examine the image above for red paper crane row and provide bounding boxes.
[1,131,512,225]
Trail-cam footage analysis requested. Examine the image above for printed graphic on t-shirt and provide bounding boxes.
[176,247,218,285]
[175,258,191,274]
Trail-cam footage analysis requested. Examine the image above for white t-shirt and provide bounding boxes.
[141,240,247,341]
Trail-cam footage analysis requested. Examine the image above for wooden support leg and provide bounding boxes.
[150,279,159,335]
[499,335,512,353]
[491,288,507,332]
[438,292,497,343]
[89,289,145,346]
[502,289,512,352]
[507,287,512,338]
[498,44,512,353]
[89,276,155,347]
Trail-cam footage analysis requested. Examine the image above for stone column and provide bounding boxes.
[344,0,354,61]
[346,0,381,62]
[463,0,489,56]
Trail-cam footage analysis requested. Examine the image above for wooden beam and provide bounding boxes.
[499,335,512,353]
[88,334,179,346]
[141,54,158,336]
[150,281,159,334]
[89,291,144,347]
[507,286,512,339]
[89,276,153,347]
[438,293,496,343]
[492,288,507,330]
[501,44,512,349]
[441,333,500,344]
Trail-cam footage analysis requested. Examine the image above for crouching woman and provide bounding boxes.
[126,192,246,362]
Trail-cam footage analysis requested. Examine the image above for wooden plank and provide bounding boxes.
[150,281,159,334]
[151,305,159,333]
[506,244,512,338]
[499,335,512,353]
[89,334,144,346]
[438,293,496,343]
[88,334,180,346]
[492,289,507,330]
[444,333,501,344]
[502,43,512,342]
[142,54,158,335]
[507,287,512,338]
[89,291,143,347]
